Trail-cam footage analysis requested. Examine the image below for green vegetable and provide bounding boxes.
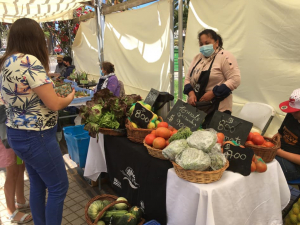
[102,200,115,211]
[115,197,128,210]
[102,210,128,224]
[97,221,105,225]
[116,213,137,225]
[98,112,120,129]
[169,127,192,143]
[88,200,105,221]
[128,206,143,222]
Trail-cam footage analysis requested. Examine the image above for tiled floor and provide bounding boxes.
[0,155,105,225]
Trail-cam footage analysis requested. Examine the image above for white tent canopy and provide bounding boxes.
[0,0,91,23]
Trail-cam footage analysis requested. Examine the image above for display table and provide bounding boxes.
[166,160,290,225]
[84,136,290,225]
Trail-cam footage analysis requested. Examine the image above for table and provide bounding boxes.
[78,83,97,89]
[84,136,290,225]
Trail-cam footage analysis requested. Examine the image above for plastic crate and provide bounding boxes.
[70,86,94,104]
[63,125,90,168]
[64,79,77,86]
[144,220,161,225]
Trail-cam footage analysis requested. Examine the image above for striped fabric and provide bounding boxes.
[0,0,91,23]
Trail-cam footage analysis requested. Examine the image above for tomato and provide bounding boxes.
[245,141,254,145]
[168,126,175,132]
[256,162,267,173]
[251,161,256,172]
[264,141,275,148]
[145,134,156,146]
[155,127,171,139]
[153,137,166,149]
[247,132,254,141]
[252,135,265,145]
[150,130,156,136]
[217,133,225,144]
[172,130,178,135]
[252,132,261,136]
[157,122,169,128]
[166,140,169,146]
[252,154,256,162]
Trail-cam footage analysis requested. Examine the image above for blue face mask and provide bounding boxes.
[200,44,215,57]
[101,71,104,76]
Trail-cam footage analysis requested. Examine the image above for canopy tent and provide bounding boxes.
[184,0,300,136]
[0,0,91,23]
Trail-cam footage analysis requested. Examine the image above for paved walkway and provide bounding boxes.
[0,155,106,225]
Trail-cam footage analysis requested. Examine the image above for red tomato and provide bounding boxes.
[252,135,265,145]
[247,132,254,141]
[166,140,169,146]
[157,122,169,128]
[252,132,261,136]
[264,141,275,148]
[150,130,156,137]
[246,141,254,145]
[217,133,225,144]
[155,127,171,139]
[251,161,256,172]
[145,134,156,146]
[256,162,267,173]
[153,137,167,149]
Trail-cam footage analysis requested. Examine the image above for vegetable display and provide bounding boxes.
[79,89,141,138]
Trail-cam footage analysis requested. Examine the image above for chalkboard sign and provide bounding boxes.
[223,143,254,176]
[144,88,160,107]
[165,99,206,131]
[130,102,154,129]
[208,111,253,145]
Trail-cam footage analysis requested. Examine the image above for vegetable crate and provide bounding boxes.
[70,86,94,104]
[64,79,77,86]
[63,125,90,168]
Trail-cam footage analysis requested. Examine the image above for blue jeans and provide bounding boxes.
[7,125,68,225]
[275,155,300,181]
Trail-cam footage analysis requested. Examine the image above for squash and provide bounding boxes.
[129,206,143,222]
[115,197,128,210]
[102,210,128,224]
[97,221,105,225]
[102,200,115,211]
[116,213,137,225]
[88,200,105,221]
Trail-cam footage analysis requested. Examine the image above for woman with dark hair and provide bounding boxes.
[0,18,75,225]
[95,61,122,97]
[184,29,241,127]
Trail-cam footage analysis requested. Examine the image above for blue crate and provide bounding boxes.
[63,125,90,168]
[64,79,78,86]
[144,221,160,225]
[70,86,94,104]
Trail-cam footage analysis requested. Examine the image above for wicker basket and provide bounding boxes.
[98,127,126,137]
[143,141,167,160]
[244,135,281,163]
[171,160,229,184]
[125,117,163,143]
[85,194,145,225]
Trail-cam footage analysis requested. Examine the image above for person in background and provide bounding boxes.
[95,61,121,97]
[0,18,75,225]
[184,29,241,127]
[54,55,65,75]
[0,106,32,224]
[274,88,300,181]
[62,56,75,78]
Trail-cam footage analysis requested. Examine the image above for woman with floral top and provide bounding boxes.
[0,18,75,225]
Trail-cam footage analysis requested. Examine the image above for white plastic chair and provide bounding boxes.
[237,102,275,135]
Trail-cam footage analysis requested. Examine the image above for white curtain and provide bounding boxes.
[104,0,171,98]
[184,0,300,136]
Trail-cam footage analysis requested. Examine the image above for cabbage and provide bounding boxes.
[175,148,211,171]
[88,200,105,221]
[187,130,217,153]
[162,139,188,161]
[210,143,222,154]
[209,152,226,171]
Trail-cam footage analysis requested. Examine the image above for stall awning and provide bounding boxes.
[0,0,91,23]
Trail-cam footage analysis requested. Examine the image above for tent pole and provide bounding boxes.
[95,0,104,72]
[178,0,183,100]
[170,0,174,106]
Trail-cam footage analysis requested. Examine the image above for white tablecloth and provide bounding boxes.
[166,160,290,225]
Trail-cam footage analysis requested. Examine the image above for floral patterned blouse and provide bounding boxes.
[0,53,58,131]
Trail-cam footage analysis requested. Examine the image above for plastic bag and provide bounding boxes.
[162,139,188,161]
[175,148,211,171]
[209,152,226,171]
[210,143,222,154]
[187,130,217,153]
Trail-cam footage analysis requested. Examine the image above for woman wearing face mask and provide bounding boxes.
[184,29,241,127]
[95,61,122,97]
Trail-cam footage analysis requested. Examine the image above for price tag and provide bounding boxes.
[164,99,206,131]
[223,143,254,176]
[208,111,253,145]
[144,88,160,107]
[130,102,153,129]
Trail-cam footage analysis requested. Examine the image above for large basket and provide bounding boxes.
[244,136,281,163]
[85,194,145,225]
[171,160,229,184]
[98,127,126,137]
[125,117,163,143]
[143,141,167,160]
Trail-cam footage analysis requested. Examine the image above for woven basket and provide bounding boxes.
[125,117,163,143]
[98,127,126,137]
[143,141,167,160]
[85,194,145,225]
[171,160,229,184]
[244,135,281,163]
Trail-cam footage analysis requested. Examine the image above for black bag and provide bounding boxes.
[195,99,221,115]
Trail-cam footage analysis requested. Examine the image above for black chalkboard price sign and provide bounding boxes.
[223,143,254,176]
[130,102,154,129]
[208,111,253,145]
[144,88,160,107]
[165,99,206,131]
